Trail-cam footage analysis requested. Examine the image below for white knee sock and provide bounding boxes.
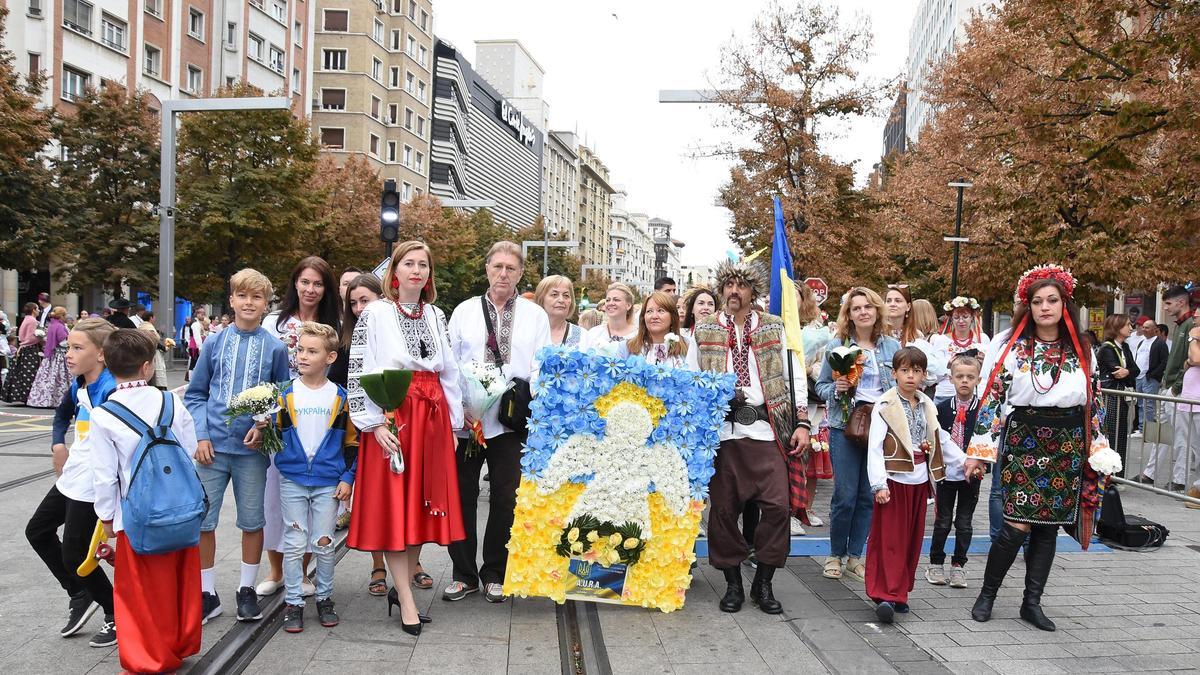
[240,562,259,589]
[201,568,215,594]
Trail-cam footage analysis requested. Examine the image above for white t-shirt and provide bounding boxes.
[292,379,337,461]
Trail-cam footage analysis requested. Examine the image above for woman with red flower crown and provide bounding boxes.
[963,265,1122,632]
[346,241,465,636]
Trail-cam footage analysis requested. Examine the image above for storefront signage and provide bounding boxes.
[499,99,536,147]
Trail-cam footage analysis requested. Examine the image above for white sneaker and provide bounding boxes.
[301,578,316,597]
[1131,429,1143,438]
[790,517,806,536]
[948,566,967,588]
[806,515,825,527]
[255,578,281,596]
[925,565,947,585]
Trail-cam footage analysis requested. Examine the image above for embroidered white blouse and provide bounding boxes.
[580,323,638,355]
[347,299,464,432]
[616,335,700,371]
[967,332,1109,463]
[934,331,991,399]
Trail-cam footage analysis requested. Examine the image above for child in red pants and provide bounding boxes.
[864,347,965,623]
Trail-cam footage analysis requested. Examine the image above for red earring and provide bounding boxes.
[391,276,399,290]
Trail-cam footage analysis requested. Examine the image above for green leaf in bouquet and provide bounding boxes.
[827,345,862,375]
[359,369,413,410]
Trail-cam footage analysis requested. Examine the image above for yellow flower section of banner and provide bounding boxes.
[503,479,703,612]
[594,381,667,425]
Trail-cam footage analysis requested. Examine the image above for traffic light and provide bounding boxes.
[380,179,400,244]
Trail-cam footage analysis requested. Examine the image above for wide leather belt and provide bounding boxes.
[726,404,769,426]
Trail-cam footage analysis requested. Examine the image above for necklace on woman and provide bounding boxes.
[395,300,424,320]
[395,300,432,358]
[953,334,973,349]
[1030,339,1065,395]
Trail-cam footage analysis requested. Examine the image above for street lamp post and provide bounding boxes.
[946,180,973,298]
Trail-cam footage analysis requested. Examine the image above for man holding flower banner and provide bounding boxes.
[695,258,811,615]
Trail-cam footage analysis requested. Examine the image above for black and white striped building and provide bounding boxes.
[430,40,544,230]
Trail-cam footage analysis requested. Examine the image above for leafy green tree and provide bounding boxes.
[54,86,160,296]
[174,82,319,305]
[0,8,63,270]
[304,154,382,273]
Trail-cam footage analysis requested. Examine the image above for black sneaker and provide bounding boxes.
[201,591,223,625]
[88,617,117,648]
[316,597,339,627]
[61,591,98,637]
[236,586,263,622]
[282,604,304,633]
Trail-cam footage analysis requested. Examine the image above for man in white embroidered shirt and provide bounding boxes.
[445,241,551,604]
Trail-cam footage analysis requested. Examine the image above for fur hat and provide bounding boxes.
[714,258,768,300]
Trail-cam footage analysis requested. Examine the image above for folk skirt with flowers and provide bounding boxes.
[1,345,42,404]
[998,406,1084,525]
[348,370,465,551]
[27,345,71,408]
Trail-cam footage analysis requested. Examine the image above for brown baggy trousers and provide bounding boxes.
[707,437,790,569]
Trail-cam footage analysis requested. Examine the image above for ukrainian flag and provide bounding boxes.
[768,198,805,369]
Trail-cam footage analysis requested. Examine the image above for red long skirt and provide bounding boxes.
[113,532,201,673]
[865,479,930,605]
[348,370,465,551]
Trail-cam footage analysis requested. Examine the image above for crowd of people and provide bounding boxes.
[16,238,1199,672]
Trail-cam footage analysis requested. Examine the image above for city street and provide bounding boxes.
[1,365,1197,674]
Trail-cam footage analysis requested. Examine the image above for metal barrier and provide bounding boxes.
[1098,386,1200,506]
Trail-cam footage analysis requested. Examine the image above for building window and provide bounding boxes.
[407,35,416,57]
[144,0,161,18]
[373,19,384,44]
[392,0,402,12]
[415,151,424,173]
[248,34,264,61]
[387,104,397,125]
[387,141,397,162]
[271,0,286,23]
[292,68,301,93]
[322,49,346,71]
[226,76,236,87]
[369,134,380,157]
[28,0,43,17]
[404,71,414,93]
[226,21,237,46]
[416,116,425,137]
[188,7,204,40]
[402,144,412,167]
[320,128,345,149]
[293,21,302,46]
[187,65,203,93]
[372,57,382,81]
[389,67,399,88]
[269,45,285,73]
[323,9,347,31]
[370,96,381,119]
[408,0,416,19]
[391,29,400,51]
[404,107,413,129]
[63,0,92,35]
[143,45,161,76]
[61,65,88,101]
[417,80,425,102]
[402,181,412,200]
[320,89,345,110]
[100,14,126,51]
[418,45,428,67]
[28,52,41,76]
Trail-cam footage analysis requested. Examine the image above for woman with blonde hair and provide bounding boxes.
[619,291,698,370]
[910,299,951,399]
[27,306,71,407]
[815,287,901,581]
[534,275,582,348]
[578,308,602,330]
[581,282,637,353]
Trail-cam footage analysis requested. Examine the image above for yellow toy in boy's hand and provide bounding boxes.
[77,520,116,576]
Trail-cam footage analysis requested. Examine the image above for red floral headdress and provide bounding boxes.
[1015,264,1076,305]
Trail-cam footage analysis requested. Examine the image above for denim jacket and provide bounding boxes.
[816,335,901,429]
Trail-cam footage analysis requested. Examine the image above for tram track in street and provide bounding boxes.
[0,431,56,494]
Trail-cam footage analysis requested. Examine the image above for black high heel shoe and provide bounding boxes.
[387,587,428,634]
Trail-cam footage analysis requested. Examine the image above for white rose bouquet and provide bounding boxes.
[1088,445,1123,476]
[225,382,284,455]
[462,361,507,455]
[34,327,46,339]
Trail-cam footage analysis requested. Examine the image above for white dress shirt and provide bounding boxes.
[617,335,700,371]
[90,387,198,532]
[448,294,551,439]
[348,299,463,432]
[716,312,808,443]
[866,389,964,490]
[580,323,638,355]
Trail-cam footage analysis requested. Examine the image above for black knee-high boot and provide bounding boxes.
[719,568,744,613]
[972,522,1026,622]
[1020,525,1057,631]
[750,564,782,614]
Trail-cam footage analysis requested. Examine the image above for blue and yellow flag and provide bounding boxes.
[768,198,804,361]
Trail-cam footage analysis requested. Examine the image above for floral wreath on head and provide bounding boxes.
[943,296,981,313]
[1014,264,1076,306]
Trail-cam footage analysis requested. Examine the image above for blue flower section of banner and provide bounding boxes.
[524,346,736,500]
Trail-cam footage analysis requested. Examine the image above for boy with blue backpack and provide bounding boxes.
[248,322,357,633]
[91,329,205,673]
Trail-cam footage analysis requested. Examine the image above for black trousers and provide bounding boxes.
[25,485,114,614]
[447,432,524,587]
[929,478,981,567]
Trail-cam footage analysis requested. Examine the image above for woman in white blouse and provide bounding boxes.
[581,282,638,353]
[535,275,582,349]
[347,241,464,635]
[618,291,699,370]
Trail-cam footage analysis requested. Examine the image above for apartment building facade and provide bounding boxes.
[577,143,613,268]
[310,0,432,197]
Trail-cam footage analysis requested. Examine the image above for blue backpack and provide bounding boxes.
[100,391,208,555]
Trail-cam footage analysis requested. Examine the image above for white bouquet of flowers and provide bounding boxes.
[462,361,507,453]
[225,382,283,455]
[1088,444,1123,476]
[34,327,46,339]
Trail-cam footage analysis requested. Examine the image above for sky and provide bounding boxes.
[434,0,920,266]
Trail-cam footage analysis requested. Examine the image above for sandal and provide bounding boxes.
[822,556,843,579]
[368,568,388,596]
[843,557,866,582]
[412,571,434,590]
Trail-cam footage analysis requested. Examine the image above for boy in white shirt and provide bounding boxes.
[90,330,202,673]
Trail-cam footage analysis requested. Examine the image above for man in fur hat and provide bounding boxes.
[694,259,810,614]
